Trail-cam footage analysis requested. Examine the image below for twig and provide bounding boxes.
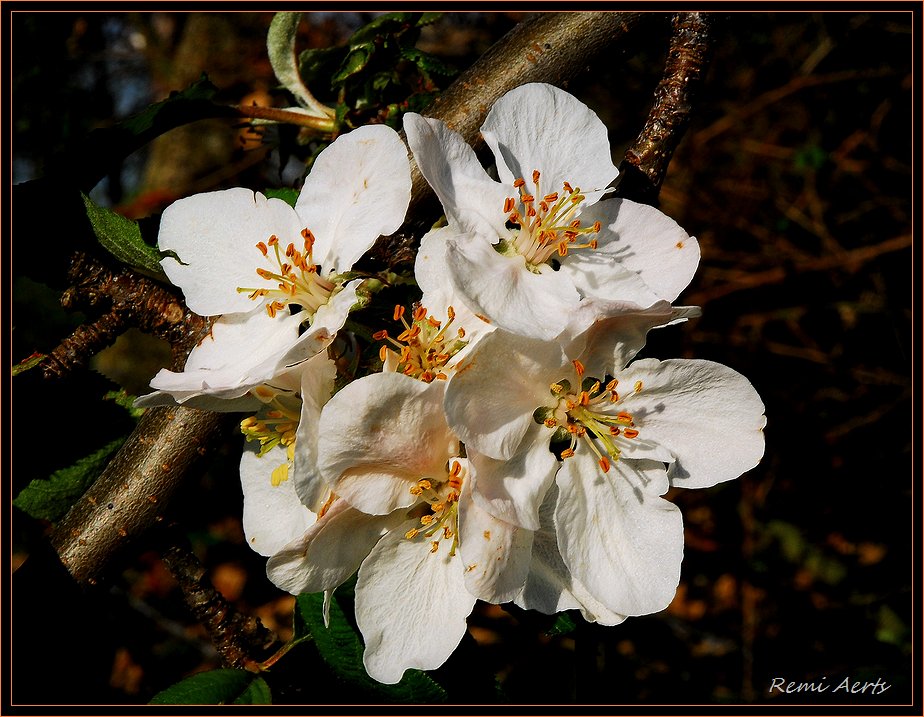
[161,543,277,669]
[42,251,214,378]
[614,12,718,205]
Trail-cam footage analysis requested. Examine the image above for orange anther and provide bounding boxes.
[256,268,274,280]
[623,428,639,439]
[544,193,559,202]
[379,345,388,362]
[372,329,388,340]
[521,194,535,204]
[609,426,621,436]
[413,305,427,322]
[447,306,456,321]
[634,381,643,393]
[393,305,406,321]
[503,197,515,213]
[561,448,575,458]
[532,169,541,184]
[599,456,611,473]
[563,181,573,193]
[256,241,268,256]
[572,359,585,377]
[544,417,557,428]
[578,391,590,406]
[267,235,279,246]
[592,221,602,232]
[513,177,526,188]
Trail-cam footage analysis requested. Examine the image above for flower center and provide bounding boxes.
[403,459,465,555]
[237,229,336,319]
[537,359,641,474]
[500,169,601,268]
[374,304,468,383]
[240,396,301,458]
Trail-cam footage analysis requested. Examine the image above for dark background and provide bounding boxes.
[9,11,915,706]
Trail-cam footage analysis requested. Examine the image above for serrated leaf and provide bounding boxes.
[298,45,346,87]
[264,187,299,207]
[400,46,457,77]
[81,193,166,280]
[13,438,125,522]
[149,669,271,705]
[349,13,418,45]
[103,390,146,420]
[333,46,374,85]
[297,592,447,702]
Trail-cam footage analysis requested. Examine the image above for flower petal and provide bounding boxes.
[292,352,338,512]
[317,372,457,514]
[355,526,476,684]
[555,451,683,616]
[561,299,678,378]
[613,358,767,488]
[445,234,580,341]
[296,124,411,274]
[240,443,315,557]
[158,187,303,316]
[515,484,627,626]
[481,83,618,203]
[445,329,567,460]
[265,498,396,595]
[145,310,304,404]
[404,113,510,237]
[567,198,700,302]
[458,481,533,604]
[467,423,558,530]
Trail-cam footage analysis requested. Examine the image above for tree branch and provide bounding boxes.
[614,12,719,205]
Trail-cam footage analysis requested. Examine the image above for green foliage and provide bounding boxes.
[11,352,45,377]
[149,669,272,705]
[546,611,578,637]
[103,390,146,420]
[263,187,300,207]
[296,12,455,134]
[81,193,166,281]
[296,591,447,702]
[13,438,125,522]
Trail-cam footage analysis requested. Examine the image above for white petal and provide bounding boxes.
[515,484,626,626]
[445,234,579,341]
[355,526,476,684]
[296,124,411,274]
[292,352,338,512]
[481,83,618,203]
[240,443,315,557]
[613,358,767,488]
[444,330,567,461]
[561,299,678,378]
[318,373,457,514]
[265,499,395,595]
[467,423,558,530]
[404,113,510,237]
[458,482,533,604]
[555,451,683,616]
[158,187,303,316]
[147,310,304,402]
[414,230,497,362]
[567,198,700,302]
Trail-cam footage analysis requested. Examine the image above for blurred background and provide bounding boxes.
[10,11,913,705]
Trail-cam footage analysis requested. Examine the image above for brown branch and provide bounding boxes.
[42,251,214,379]
[370,11,653,267]
[162,543,277,669]
[614,12,718,205]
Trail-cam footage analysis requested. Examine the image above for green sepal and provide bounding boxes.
[81,193,166,280]
[264,187,299,207]
[13,437,125,522]
[148,668,272,705]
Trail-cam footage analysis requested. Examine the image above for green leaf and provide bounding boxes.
[297,592,447,702]
[546,611,578,637]
[268,13,331,119]
[13,438,125,522]
[149,669,271,705]
[333,46,374,85]
[103,390,146,420]
[12,352,45,377]
[81,193,166,280]
[263,187,299,207]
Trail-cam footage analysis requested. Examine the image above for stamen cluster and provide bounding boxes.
[505,170,602,267]
[373,304,468,383]
[238,229,336,318]
[404,460,465,555]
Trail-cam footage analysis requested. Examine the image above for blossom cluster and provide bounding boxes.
[138,83,766,684]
